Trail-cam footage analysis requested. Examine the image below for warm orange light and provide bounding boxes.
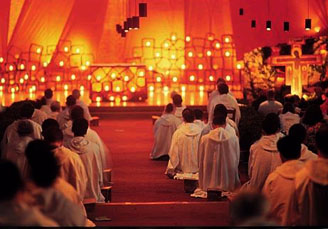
[164,42,169,48]
[56,75,61,82]
[11,88,15,93]
[109,96,115,101]
[124,75,129,81]
[122,96,128,101]
[31,85,36,91]
[0,57,3,63]
[189,75,195,81]
[41,77,45,82]
[155,52,161,57]
[171,34,177,41]
[19,78,24,84]
[138,71,145,77]
[71,74,76,80]
[1,78,5,84]
[224,37,231,43]
[111,73,116,79]
[198,64,203,70]
[148,66,153,71]
[209,75,214,81]
[81,65,86,71]
[76,48,80,54]
[130,86,136,92]
[199,85,204,91]
[96,96,102,102]
[31,65,36,71]
[9,65,14,71]
[96,75,102,81]
[215,42,221,49]
[171,54,176,59]
[64,46,69,52]
[163,86,169,92]
[43,62,48,67]
[104,85,110,91]
[88,75,92,80]
[36,48,41,54]
[148,85,154,91]
[188,51,193,57]
[86,61,90,66]
[145,41,151,47]
[80,85,84,91]
[181,64,186,70]
[59,61,64,67]
[206,50,212,56]
[0,86,3,90]
[181,85,186,92]
[115,86,121,92]
[225,75,231,81]
[320,49,327,55]
[15,54,19,59]
[24,74,29,80]
[213,64,219,70]
[185,36,191,42]
[172,76,178,82]
[208,35,214,41]
[236,63,242,69]
[225,51,231,57]
[314,26,321,33]
[156,76,162,82]
[64,84,68,90]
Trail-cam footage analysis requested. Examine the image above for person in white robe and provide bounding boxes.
[24,140,87,226]
[207,78,235,113]
[279,102,300,134]
[1,102,42,160]
[288,124,318,162]
[67,118,105,202]
[194,109,206,130]
[284,125,328,226]
[40,97,52,115]
[258,90,283,117]
[57,95,76,130]
[208,83,241,125]
[262,136,304,225]
[240,113,283,192]
[31,104,48,126]
[48,100,61,120]
[0,160,58,226]
[166,108,202,177]
[172,93,186,121]
[42,126,88,200]
[44,88,54,106]
[196,115,240,196]
[72,89,92,121]
[150,103,181,159]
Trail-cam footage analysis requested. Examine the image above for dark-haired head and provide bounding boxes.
[288,124,306,144]
[17,120,33,137]
[50,101,60,112]
[164,103,174,113]
[213,104,228,118]
[316,124,328,158]
[44,89,53,99]
[194,109,203,120]
[262,113,280,135]
[0,160,24,202]
[182,108,194,123]
[172,94,182,107]
[70,105,84,121]
[218,83,229,94]
[277,135,301,162]
[72,118,88,137]
[20,101,35,119]
[43,127,63,145]
[42,118,59,134]
[282,102,295,114]
[66,95,76,107]
[25,140,59,188]
[213,115,226,127]
[267,89,275,100]
[302,104,323,126]
[72,89,80,99]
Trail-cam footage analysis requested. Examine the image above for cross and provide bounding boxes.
[269,39,322,97]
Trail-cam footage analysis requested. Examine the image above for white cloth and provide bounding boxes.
[284,158,328,226]
[76,99,92,121]
[198,127,240,192]
[262,160,304,225]
[258,100,283,116]
[166,123,202,174]
[194,120,206,130]
[299,144,318,162]
[241,133,283,191]
[0,201,58,226]
[5,136,33,179]
[207,90,235,113]
[40,105,52,116]
[1,119,42,160]
[53,146,88,200]
[31,109,48,126]
[23,183,87,226]
[150,113,182,159]
[208,94,241,125]
[48,111,59,120]
[57,108,71,130]
[201,118,237,137]
[279,112,300,134]
[174,106,186,121]
[67,136,105,202]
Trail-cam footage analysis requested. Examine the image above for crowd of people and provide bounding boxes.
[0,89,111,226]
[151,79,328,226]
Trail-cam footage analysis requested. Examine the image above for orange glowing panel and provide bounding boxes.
[137,77,145,87]
[56,75,61,82]
[314,26,320,33]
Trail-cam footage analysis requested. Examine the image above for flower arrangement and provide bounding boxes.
[309,36,328,82]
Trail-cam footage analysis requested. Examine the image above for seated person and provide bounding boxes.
[262,136,304,225]
[279,102,300,134]
[240,113,283,191]
[0,159,57,226]
[196,115,240,194]
[258,89,283,116]
[166,108,202,178]
[150,103,181,160]
[193,109,206,130]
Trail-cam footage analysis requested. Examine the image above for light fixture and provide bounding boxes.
[251,20,256,28]
[239,8,244,15]
[284,21,289,32]
[124,21,129,32]
[127,17,133,30]
[266,20,271,31]
[305,18,311,30]
[116,24,122,33]
[139,3,147,17]
[132,16,139,30]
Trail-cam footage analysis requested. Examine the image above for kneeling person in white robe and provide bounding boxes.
[166,108,202,177]
[196,115,240,195]
[151,103,181,159]
[262,135,304,225]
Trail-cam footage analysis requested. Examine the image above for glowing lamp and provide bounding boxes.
[64,84,68,90]
[31,65,36,71]
[19,78,24,84]
[88,75,92,80]
[0,57,3,63]
[109,96,115,101]
[188,51,193,57]
[206,50,212,56]
[156,76,162,82]
[209,75,214,81]
[41,77,45,82]
[181,86,186,92]
[148,85,154,91]
[138,71,145,77]
[148,66,153,71]
[208,35,214,41]
[225,51,231,57]
[225,75,231,81]
[64,46,69,52]
[32,86,36,91]
[155,52,161,57]
[43,62,48,67]
[199,85,204,91]
[181,64,186,70]
[0,78,5,84]
[80,85,84,91]
[86,61,90,66]
[213,64,219,70]
[171,54,176,59]
[11,88,15,93]
[122,96,128,101]
[215,42,221,49]
[36,48,41,54]
[224,37,230,43]
[81,65,86,71]
[9,65,14,71]
[189,75,195,81]
[236,63,242,69]
[71,74,76,80]
[130,86,136,92]
[163,86,169,92]
[314,26,320,33]
[124,76,129,81]
[198,64,203,70]
[96,75,102,81]
[111,73,116,79]
[266,20,272,31]
[320,49,327,55]
[104,85,110,91]
[305,18,311,30]
[96,96,101,102]
[145,41,151,47]
[164,42,169,48]
[165,71,170,75]
[115,86,121,92]
[171,34,177,41]
[56,75,61,82]
[186,36,191,42]
[76,48,80,54]
[0,86,2,90]
[59,61,64,67]
[24,74,29,80]
[172,76,178,82]
[15,54,19,59]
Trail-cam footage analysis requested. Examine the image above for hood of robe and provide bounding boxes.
[178,123,201,137]
[304,158,328,185]
[160,114,178,127]
[258,133,282,152]
[300,144,318,161]
[12,136,33,155]
[69,137,90,155]
[208,127,231,143]
[275,160,304,179]
[53,146,70,165]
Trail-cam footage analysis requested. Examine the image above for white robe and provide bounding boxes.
[53,146,88,200]
[299,144,318,162]
[207,90,235,114]
[194,120,206,130]
[262,160,304,225]
[31,109,48,126]
[258,100,283,116]
[40,105,52,116]
[67,136,105,202]
[166,123,202,174]
[284,158,328,226]
[76,99,92,121]
[208,94,241,125]
[279,112,300,134]
[1,119,42,160]
[0,201,58,226]
[241,133,283,191]
[150,113,181,159]
[174,105,186,121]
[48,111,59,120]
[57,108,71,130]
[201,117,237,138]
[198,127,240,192]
